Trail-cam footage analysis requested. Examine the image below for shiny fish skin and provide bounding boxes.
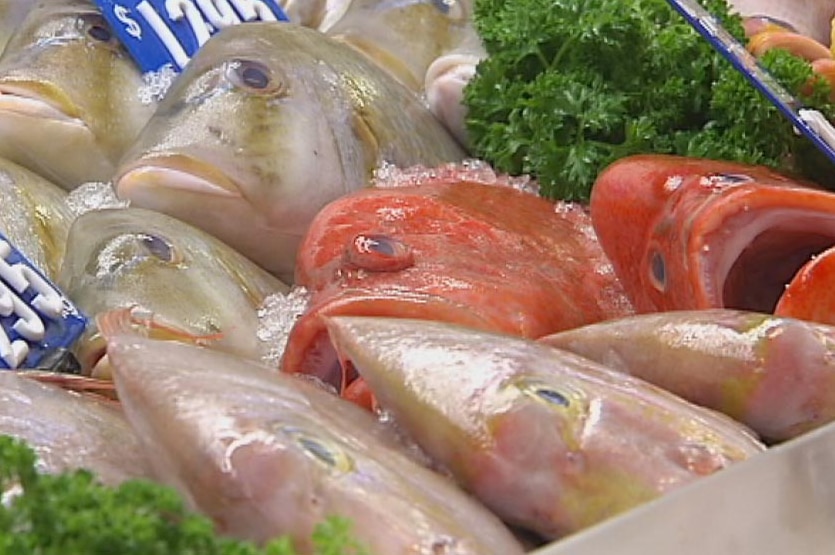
[114,22,467,282]
[0,371,151,485]
[0,156,73,279]
[57,208,288,375]
[106,334,525,554]
[0,0,155,189]
[541,309,835,442]
[324,316,766,539]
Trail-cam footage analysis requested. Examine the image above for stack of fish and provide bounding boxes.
[2,0,835,553]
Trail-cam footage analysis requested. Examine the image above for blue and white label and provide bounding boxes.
[0,235,87,370]
[95,0,289,73]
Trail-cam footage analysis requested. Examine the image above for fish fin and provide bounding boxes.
[96,306,224,346]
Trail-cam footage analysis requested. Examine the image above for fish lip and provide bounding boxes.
[0,82,84,125]
[696,190,835,312]
[115,155,243,198]
[281,291,495,392]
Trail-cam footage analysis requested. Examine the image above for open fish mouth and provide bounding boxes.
[281,291,496,393]
[115,155,242,198]
[704,205,835,313]
[0,83,85,126]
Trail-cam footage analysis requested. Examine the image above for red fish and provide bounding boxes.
[281,163,634,403]
[589,154,835,317]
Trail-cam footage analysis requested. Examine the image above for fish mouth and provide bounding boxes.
[281,291,495,393]
[115,155,242,198]
[705,203,835,313]
[0,82,85,125]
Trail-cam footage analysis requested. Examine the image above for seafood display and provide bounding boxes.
[0,0,833,552]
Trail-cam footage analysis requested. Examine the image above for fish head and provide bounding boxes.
[590,154,826,313]
[115,23,378,281]
[57,207,288,374]
[0,0,155,188]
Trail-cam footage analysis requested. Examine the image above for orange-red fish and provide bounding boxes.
[590,154,835,320]
[281,163,634,404]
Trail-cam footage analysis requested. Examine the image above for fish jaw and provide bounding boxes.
[324,315,765,538]
[115,158,300,281]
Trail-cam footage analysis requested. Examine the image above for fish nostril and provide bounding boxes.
[649,250,667,291]
[345,234,414,272]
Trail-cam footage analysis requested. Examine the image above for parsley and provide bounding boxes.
[464,0,835,200]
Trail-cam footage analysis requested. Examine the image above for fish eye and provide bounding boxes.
[433,0,465,19]
[226,60,279,94]
[709,173,754,185]
[294,434,354,472]
[140,234,181,264]
[345,233,414,272]
[516,379,574,408]
[79,15,117,45]
[649,249,667,291]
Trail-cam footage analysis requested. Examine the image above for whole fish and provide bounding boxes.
[0,371,150,485]
[114,22,467,282]
[589,154,835,318]
[0,0,156,189]
[0,155,74,279]
[281,163,634,405]
[323,0,479,94]
[57,208,289,375]
[324,315,766,540]
[540,309,835,442]
[104,332,526,554]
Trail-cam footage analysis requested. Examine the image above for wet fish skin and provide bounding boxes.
[0,0,156,189]
[540,309,835,442]
[324,315,766,539]
[282,163,633,399]
[0,0,35,55]
[589,154,835,316]
[0,155,74,279]
[106,333,526,554]
[729,0,835,45]
[114,22,466,282]
[57,208,288,375]
[0,371,150,485]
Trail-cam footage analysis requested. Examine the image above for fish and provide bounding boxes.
[0,0,156,189]
[729,0,835,45]
[0,0,35,55]
[323,0,480,94]
[774,244,835,323]
[104,332,526,554]
[0,371,150,485]
[323,315,766,539]
[280,162,634,404]
[114,22,467,283]
[540,308,835,442]
[56,207,289,376]
[0,155,74,279]
[589,154,835,317]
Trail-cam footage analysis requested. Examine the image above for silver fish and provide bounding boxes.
[105,333,526,554]
[324,315,767,539]
[0,0,156,189]
[0,155,74,279]
[0,371,150,485]
[114,22,467,282]
[57,207,289,375]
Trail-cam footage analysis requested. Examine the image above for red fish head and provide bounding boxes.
[590,154,835,314]
[282,168,633,400]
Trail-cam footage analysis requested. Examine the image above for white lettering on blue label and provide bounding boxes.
[96,0,288,73]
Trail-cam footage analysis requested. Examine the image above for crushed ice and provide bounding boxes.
[65,182,129,217]
[373,159,539,196]
[256,286,312,367]
[137,64,178,105]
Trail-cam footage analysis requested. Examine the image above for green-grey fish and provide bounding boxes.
[0,0,155,189]
[114,22,467,282]
[0,0,35,54]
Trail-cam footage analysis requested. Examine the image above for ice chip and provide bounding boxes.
[137,65,178,105]
[65,182,129,217]
[257,286,312,366]
[372,159,539,195]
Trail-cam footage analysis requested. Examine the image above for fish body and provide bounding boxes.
[0,0,35,55]
[729,0,835,45]
[114,22,466,282]
[0,156,73,278]
[57,208,288,375]
[589,154,835,317]
[106,333,525,554]
[324,316,766,539]
[540,309,835,442]
[0,0,155,189]
[0,371,150,484]
[774,244,835,324]
[281,163,633,397]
